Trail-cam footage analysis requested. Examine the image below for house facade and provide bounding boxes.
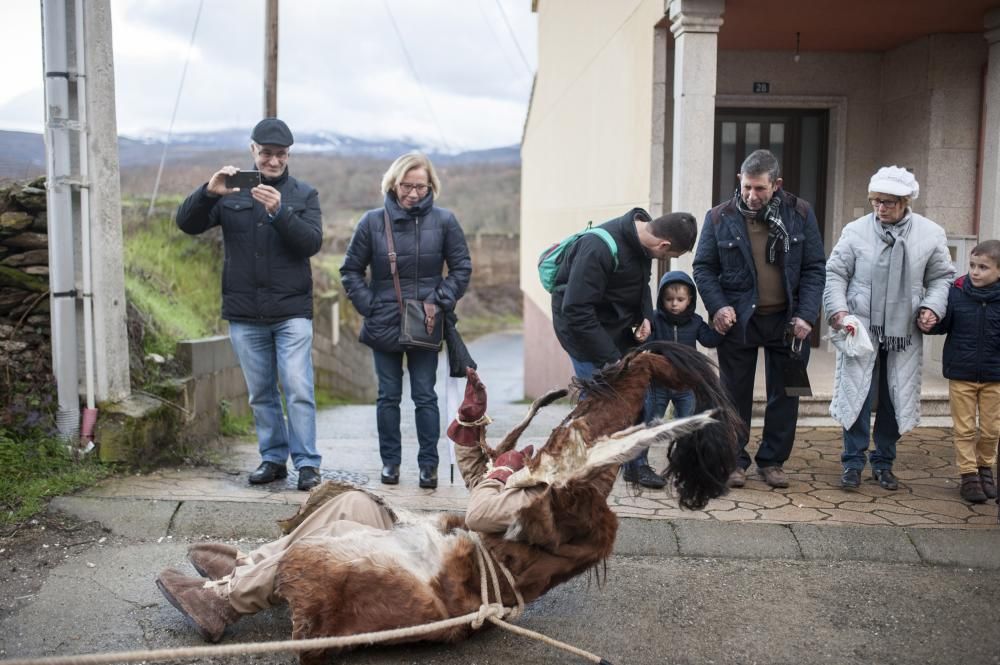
[521,0,1000,398]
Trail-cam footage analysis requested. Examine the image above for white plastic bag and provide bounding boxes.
[825,315,874,358]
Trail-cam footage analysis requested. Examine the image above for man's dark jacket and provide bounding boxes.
[551,208,654,366]
[692,190,825,340]
[930,275,1000,382]
[175,168,322,322]
[340,193,472,353]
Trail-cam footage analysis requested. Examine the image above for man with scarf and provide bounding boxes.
[693,149,826,489]
[824,166,954,491]
[176,118,324,491]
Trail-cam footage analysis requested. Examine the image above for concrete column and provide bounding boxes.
[84,0,131,402]
[981,9,1000,243]
[668,0,724,273]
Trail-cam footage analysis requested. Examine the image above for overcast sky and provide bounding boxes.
[0,0,537,151]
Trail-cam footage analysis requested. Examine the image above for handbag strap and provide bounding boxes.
[383,209,404,314]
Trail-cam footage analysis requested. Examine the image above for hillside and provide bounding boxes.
[1,129,522,237]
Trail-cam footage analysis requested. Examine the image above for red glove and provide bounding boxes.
[447,368,488,446]
[486,446,534,484]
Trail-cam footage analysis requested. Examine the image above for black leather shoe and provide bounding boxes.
[872,468,899,490]
[623,464,667,489]
[418,465,438,489]
[381,464,400,485]
[248,461,287,485]
[841,467,861,489]
[297,466,321,491]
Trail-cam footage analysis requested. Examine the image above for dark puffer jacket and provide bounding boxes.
[175,168,322,322]
[692,189,826,341]
[340,193,472,353]
[551,208,654,366]
[650,271,723,349]
[929,275,1000,382]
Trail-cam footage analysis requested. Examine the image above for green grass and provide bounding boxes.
[218,400,254,437]
[123,213,224,357]
[0,432,110,527]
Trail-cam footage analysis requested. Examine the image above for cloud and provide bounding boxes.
[0,0,537,150]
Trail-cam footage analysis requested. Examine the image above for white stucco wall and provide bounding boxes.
[521,0,663,310]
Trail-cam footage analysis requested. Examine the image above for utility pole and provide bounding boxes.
[264,0,278,117]
[41,0,130,443]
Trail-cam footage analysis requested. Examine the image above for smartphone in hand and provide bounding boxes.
[224,170,261,190]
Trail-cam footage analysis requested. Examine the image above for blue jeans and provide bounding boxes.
[842,347,900,472]
[571,356,652,474]
[373,348,440,468]
[229,318,319,470]
[644,386,696,422]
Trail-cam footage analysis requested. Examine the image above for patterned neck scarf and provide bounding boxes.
[734,190,789,264]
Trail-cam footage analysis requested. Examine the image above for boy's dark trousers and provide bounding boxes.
[717,311,809,471]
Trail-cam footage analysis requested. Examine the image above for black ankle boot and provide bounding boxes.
[381,464,400,485]
[418,465,438,489]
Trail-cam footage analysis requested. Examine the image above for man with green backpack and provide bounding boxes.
[546,209,699,488]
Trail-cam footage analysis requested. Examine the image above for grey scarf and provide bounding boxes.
[869,212,913,351]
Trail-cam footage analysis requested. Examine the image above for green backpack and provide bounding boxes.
[537,222,619,293]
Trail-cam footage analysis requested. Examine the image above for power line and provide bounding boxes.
[475,0,522,81]
[147,0,204,219]
[493,0,533,78]
[381,0,451,153]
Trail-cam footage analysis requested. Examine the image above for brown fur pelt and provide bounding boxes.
[275,345,737,663]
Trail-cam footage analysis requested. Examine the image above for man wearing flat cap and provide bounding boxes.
[176,118,324,491]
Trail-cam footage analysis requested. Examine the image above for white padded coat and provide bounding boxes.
[823,212,954,433]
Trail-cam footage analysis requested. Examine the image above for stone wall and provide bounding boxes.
[313,291,377,402]
[0,178,53,432]
[465,233,519,289]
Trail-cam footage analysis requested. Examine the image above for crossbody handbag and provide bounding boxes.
[383,210,443,350]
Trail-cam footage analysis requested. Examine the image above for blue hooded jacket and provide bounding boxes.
[650,271,723,349]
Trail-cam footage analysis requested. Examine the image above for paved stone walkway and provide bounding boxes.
[81,331,998,530]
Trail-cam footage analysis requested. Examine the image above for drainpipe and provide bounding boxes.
[74,0,97,450]
[42,0,81,441]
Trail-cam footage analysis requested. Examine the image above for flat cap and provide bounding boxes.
[251,118,294,147]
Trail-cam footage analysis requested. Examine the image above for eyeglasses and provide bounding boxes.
[257,149,289,161]
[869,198,900,208]
[397,182,431,195]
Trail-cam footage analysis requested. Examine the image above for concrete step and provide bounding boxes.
[756,392,951,418]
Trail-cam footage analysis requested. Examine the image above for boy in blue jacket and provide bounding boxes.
[929,239,1000,504]
[623,271,723,487]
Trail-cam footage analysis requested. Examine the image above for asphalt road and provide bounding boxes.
[2,516,1000,665]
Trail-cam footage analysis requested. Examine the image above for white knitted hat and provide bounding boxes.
[868,166,919,200]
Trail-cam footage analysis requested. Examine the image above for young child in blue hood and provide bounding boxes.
[623,271,723,487]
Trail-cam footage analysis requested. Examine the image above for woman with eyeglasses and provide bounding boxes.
[823,166,955,491]
[340,152,472,490]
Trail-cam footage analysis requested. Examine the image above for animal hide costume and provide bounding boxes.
[157,343,740,664]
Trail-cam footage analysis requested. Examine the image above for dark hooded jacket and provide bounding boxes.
[650,271,723,349]
[340,192,472,353]
[929,274,1000,382]
[551,208,655,366]
[175,167,323,322]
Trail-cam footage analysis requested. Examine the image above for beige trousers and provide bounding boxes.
[948,380,1000,474]
[223,490,395,614]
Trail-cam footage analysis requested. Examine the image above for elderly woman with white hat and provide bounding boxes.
[823,167,955,490]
